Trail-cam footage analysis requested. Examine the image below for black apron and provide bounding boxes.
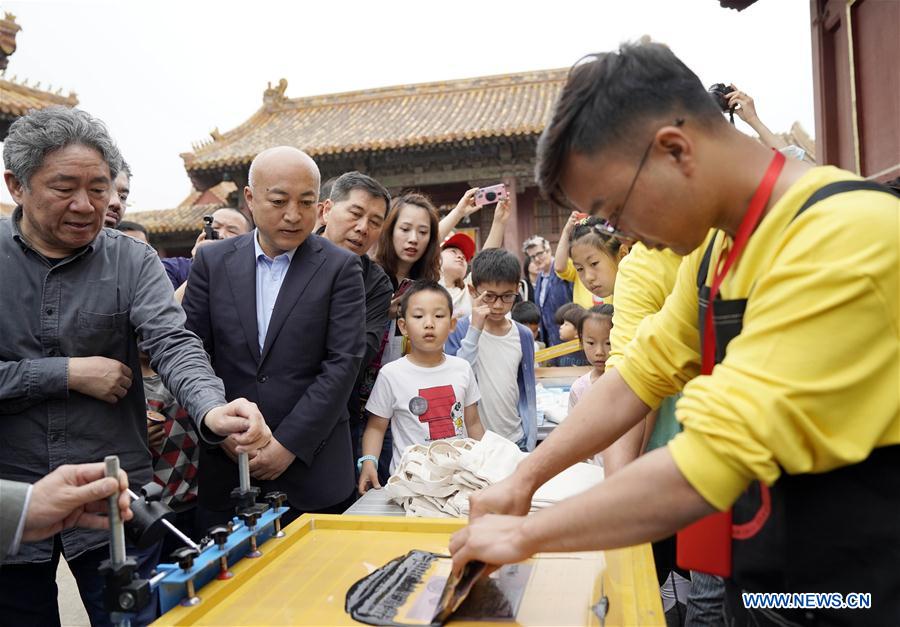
[696,181,900,626]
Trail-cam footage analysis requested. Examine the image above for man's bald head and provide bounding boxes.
[244,146,321,257]
[210,207,252,239]
[247,146,320,192]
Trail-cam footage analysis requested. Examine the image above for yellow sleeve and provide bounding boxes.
[555,258,577,282]
[606,244,682,370]
[669,196,900,511]
[611,240,708,409]
[557,259,595,308]
[572,276,594,308]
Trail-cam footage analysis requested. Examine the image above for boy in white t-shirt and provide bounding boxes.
[358,280,484,494]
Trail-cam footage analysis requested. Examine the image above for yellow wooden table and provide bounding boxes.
[154,514,662,626]
[535,366,592,381]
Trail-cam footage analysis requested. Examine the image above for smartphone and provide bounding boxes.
[394,278,414,301]
[474,183,509,207]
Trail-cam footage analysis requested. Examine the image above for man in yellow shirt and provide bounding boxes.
[450,42,899,626]
[602,241,682,472]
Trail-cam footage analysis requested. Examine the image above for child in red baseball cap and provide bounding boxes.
[440,232,476,319]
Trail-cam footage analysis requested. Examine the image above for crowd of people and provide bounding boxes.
[1,39,898,627]
[0,102,613,626]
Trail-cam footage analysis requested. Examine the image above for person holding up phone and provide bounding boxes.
[437,184,511,243]
[437,186,516,321]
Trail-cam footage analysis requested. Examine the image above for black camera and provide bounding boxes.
[202,215,219,240]
[708,83,736,121]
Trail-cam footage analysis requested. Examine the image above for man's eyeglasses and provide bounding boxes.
[598,139,653,239]
[475,290,518,304]
[595,118,685,239]
[529,249,550,260]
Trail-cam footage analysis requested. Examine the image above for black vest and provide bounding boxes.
[697,181,900,625]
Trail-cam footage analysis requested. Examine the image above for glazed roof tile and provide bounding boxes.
[182,69,568,172]
[0,76,77,118]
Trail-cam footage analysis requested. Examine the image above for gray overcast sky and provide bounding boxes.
[1,0,815,211]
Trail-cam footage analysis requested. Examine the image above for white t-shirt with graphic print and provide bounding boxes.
[366,355,481,474]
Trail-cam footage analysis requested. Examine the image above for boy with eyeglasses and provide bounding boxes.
[446,249,538,451]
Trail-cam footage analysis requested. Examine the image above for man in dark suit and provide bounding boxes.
[318,172,393,480]
[183,146,366,526]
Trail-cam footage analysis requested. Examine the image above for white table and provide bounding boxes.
[342,487,404,516]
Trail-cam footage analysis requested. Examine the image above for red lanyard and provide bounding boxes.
[701,150,785,375]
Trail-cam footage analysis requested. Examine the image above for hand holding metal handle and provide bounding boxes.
[238,451,251,492]
[105,456,127,567]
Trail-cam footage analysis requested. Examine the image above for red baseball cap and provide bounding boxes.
[441,233,476,262]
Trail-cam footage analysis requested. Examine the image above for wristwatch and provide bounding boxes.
[357,455,378,472]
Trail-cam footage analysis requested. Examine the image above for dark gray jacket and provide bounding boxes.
[0,209,226,563]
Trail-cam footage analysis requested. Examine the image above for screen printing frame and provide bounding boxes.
[152,514,663,626]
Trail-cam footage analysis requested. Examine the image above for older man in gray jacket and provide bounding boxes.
[0,106,271,626]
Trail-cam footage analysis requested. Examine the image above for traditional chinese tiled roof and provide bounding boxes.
[126,203,224,235]
[0,75,78,119]
[181,69,569,173]
[125,182,236,235]
[0,12,78,136]
[0,11,22,71]
[175,180,237,210]
[778,122,817,163]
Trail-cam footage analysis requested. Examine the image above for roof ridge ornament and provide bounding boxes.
[263,78,288,109]
[0,12,22,70]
